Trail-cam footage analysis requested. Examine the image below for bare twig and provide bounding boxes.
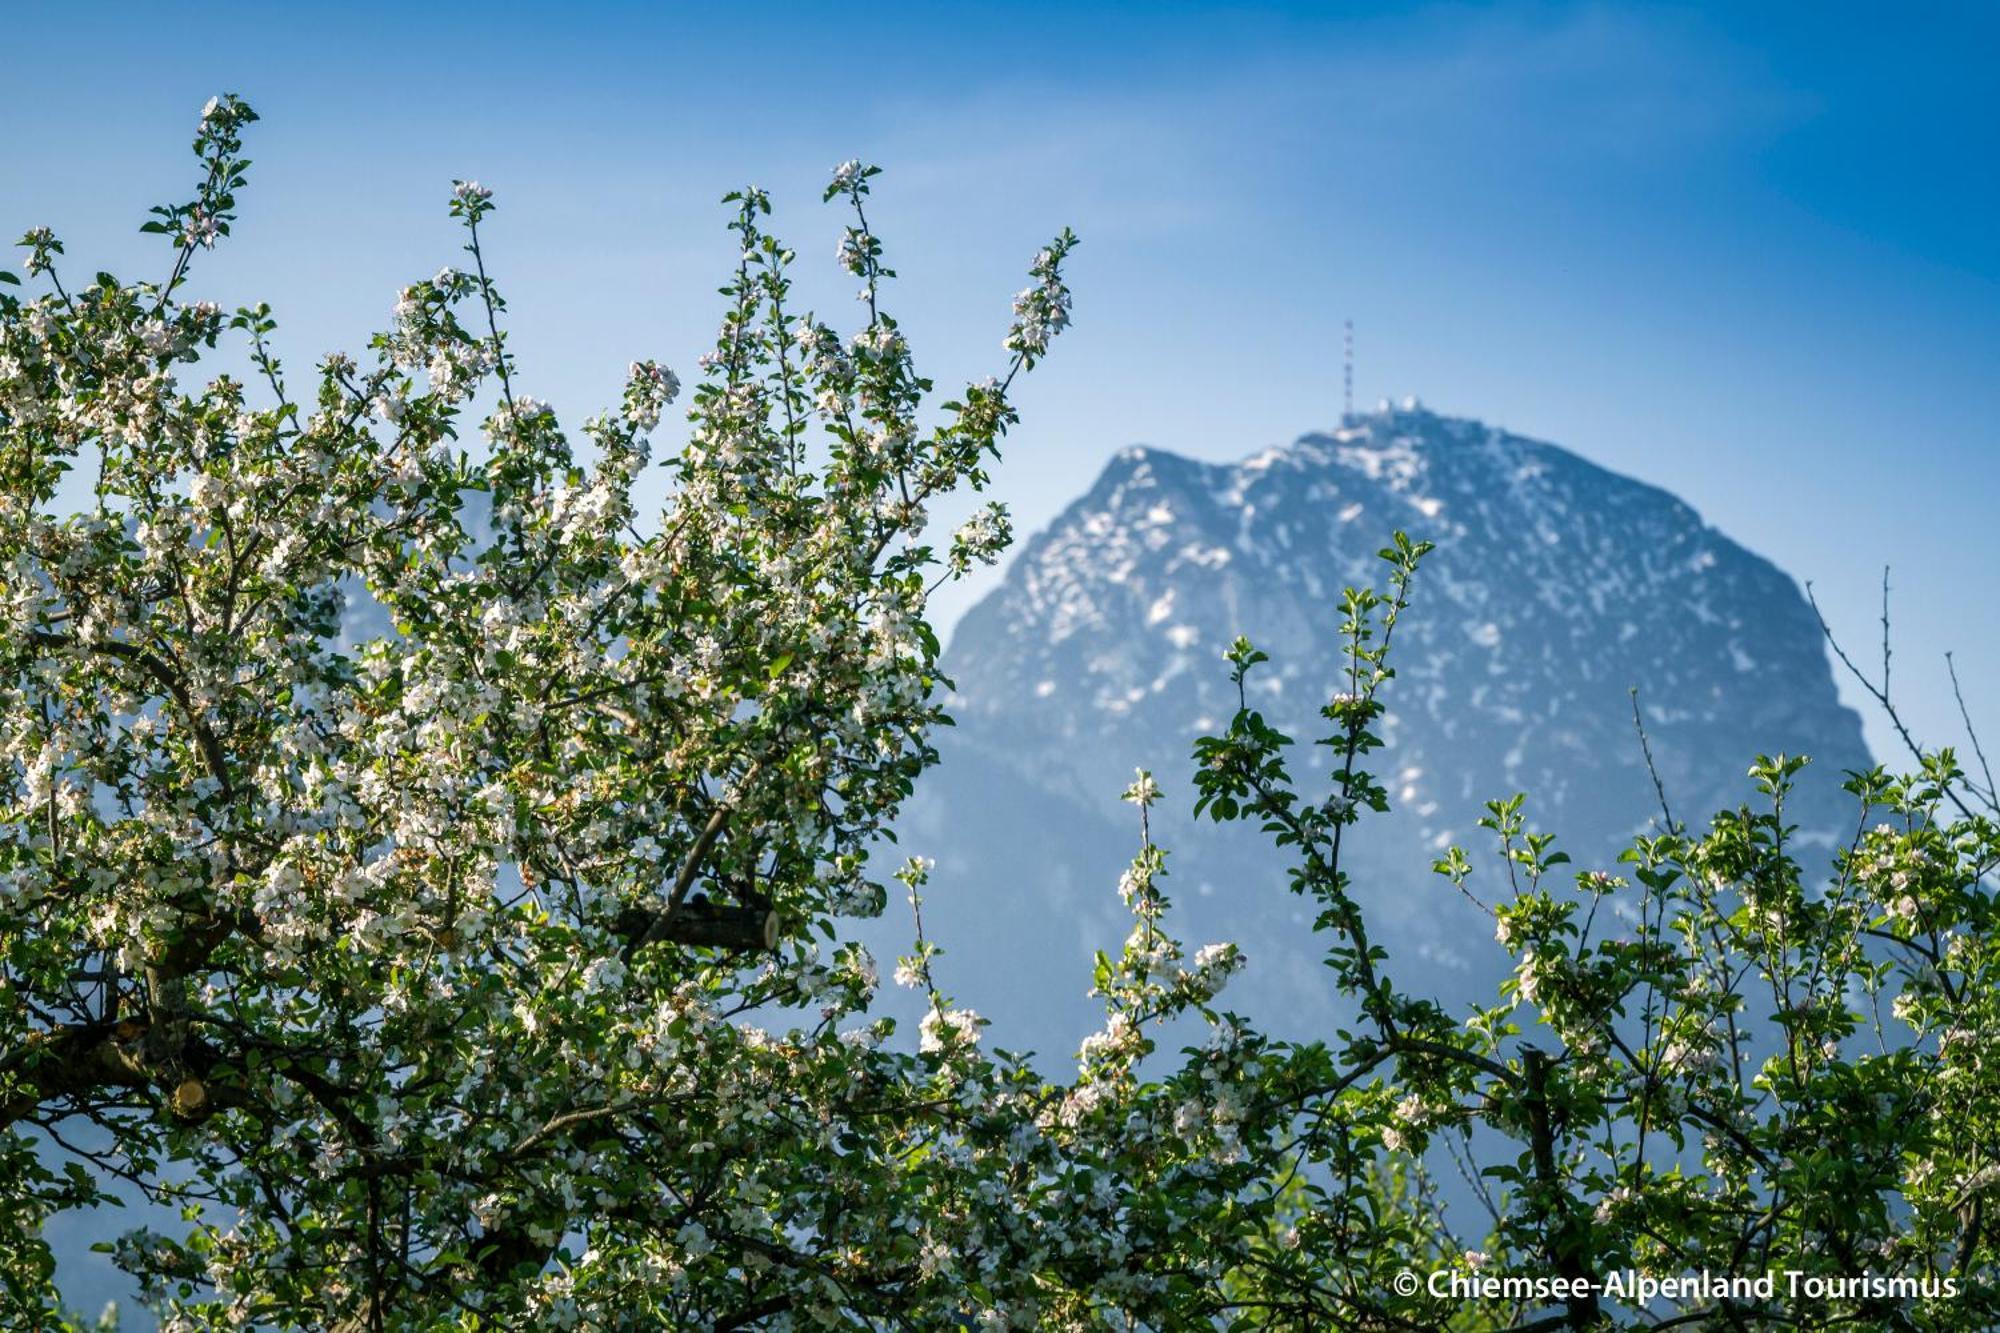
[1946,652,1999,815]
[1882,566,1893,704]
[1629,686,1676,831]
[1804,581,1978,824]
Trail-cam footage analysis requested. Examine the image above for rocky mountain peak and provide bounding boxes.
[907,410,1871,1050]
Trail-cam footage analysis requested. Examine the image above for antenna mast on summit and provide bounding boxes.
[1342,319,1354,422]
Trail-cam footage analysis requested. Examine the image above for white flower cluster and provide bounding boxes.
[1004,233,1077,362]
[622,358,681,432]
[427,340,497,403]
[949,501,1012,573]
[919,1005,983,1054]
[1660,1026,1722,1075]
[836,227,873,276]
[1184,941,1245,1001]
[1122,767,1161,808]
[181,207,219,249]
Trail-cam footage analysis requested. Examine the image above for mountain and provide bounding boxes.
[895,402,1873,1059]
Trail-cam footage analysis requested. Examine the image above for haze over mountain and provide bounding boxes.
[897,403,1874,1058]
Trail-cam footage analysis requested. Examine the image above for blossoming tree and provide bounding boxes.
[6,97,2000,1331]
[0,95,1097,1329]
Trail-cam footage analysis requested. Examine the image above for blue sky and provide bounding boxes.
[9,0,1998,768]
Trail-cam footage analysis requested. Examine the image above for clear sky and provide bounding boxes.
[8,0,1997,770]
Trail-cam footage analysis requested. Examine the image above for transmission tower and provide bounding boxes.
[1343,319,1354,422]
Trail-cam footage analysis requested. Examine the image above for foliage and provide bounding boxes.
[1171,552,2000,1328]
[5,98,1999,1331]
